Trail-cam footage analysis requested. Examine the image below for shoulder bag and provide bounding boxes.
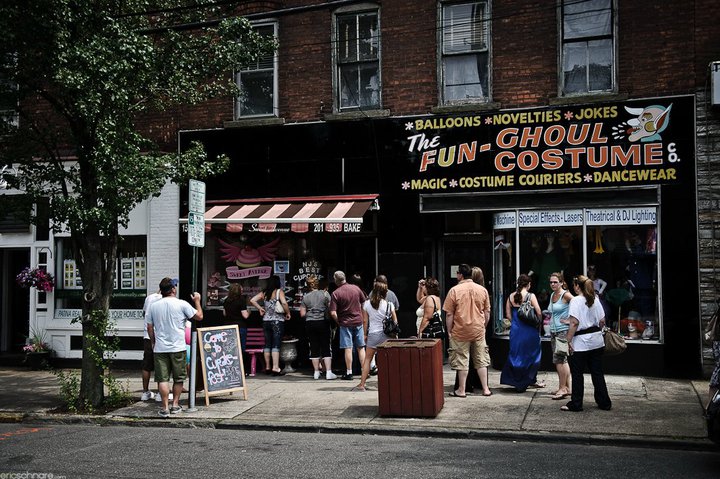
[603,327,627,355]
[421,297,445,339]
[517,293,541,328]
[274,291,285,314]
[383,302,400,337]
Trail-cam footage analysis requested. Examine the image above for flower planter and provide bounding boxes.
[280,339,298,373]
[25,351,51,370]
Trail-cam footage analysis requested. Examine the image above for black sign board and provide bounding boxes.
[197,325,247,405]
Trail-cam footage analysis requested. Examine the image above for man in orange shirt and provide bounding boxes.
[443,263,492,398]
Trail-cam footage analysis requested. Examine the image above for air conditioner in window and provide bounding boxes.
[712,61,720,106]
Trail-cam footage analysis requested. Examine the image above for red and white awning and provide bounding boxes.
[180,194,378,233]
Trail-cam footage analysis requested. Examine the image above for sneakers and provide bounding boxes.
[369,366,378,376]
[155,392,173,402]
[313,371,321,380]
[340,373,353,380]
[141,391,155,401]
[158,409,170,418]
[326,371,337,380]
[169,405,183,414]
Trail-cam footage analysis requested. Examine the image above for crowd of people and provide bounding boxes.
[141,263,614,416]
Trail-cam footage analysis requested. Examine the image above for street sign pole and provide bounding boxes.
[187,180,206,412]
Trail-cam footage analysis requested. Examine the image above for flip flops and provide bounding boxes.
[449,391,467,398]
[551,392,569,400]
[560,402,583,412]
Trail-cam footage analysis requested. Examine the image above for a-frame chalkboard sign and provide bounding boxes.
[197,325,248,405]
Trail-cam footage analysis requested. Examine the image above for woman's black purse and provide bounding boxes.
[383,303,400,337]
[517,293,541,327]
[421,298,445,339]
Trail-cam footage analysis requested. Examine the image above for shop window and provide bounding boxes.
[203,232,341,310]
[334,8,380,110]
[560,0,615,95]
[440,1,489,104]
[54,236,147,310]
[493,207,659,343]
[235,22,277,118]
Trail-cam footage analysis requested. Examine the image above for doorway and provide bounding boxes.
[440,235,493,298]
[0,249,30,352]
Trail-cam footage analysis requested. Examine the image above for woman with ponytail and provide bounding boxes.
[500,274,545,392]
[561,275,612,412]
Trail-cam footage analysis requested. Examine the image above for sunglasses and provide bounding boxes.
[549,281,559,284]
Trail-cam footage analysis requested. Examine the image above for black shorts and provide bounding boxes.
[142,338,154,371]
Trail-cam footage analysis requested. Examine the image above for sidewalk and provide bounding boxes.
[0,365,714,451]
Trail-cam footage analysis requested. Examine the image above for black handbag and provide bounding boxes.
[517,293,541,327]
[421,297,445,339]
[382,303,400,337]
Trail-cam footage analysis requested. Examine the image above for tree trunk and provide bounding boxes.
[76,230,118,409]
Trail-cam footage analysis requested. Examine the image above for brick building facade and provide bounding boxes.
[3,1,719,375]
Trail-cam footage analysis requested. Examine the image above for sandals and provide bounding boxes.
[449,391,467,398]
[551,392,569,400]
[528,382,546,389]
[560,402,583,412]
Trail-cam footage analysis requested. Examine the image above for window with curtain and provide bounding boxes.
[236,23,277,118]
[561,0,614,95]
[335,10,380,110]
[441,1,489,104]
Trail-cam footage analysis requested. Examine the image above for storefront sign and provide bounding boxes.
[55,309,144,320]
[400,96,693,193]
[517,209,584,227]
[225,266,272,280]
[586,207,657,225]
[493,207,657,229]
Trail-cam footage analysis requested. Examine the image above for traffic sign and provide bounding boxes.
[188,180,206,247]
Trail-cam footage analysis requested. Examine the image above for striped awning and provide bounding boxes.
[180,194,378,233]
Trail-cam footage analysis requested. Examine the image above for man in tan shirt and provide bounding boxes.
[443,263,492,397]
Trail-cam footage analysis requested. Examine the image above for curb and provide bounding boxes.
[213,420,717,452]
[5,411,717,452]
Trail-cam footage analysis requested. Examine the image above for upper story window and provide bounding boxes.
[440,1,489,104]
[560,0,615,95]
[335,9,380,110]
[236,22,277,118]
[0,55,18,129]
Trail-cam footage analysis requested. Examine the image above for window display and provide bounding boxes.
[493,207,659,342]
[54,235,147,310]
[203,233,338,310]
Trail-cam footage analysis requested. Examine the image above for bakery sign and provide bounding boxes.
[399,95,694,193]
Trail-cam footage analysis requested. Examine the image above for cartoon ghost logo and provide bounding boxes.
[622,104,672,142]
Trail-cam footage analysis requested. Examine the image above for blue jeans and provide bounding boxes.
[263,320,284,353]
[567,347,612,410]
[239,327,247,354]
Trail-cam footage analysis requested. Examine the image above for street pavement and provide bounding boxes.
[0,364,715,451]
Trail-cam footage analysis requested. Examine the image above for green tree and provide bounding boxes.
[0,1,274,408]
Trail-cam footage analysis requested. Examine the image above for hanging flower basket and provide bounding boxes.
[16,267,55,292]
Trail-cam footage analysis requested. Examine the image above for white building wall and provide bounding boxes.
[147,181,181,294]
[35,183,181,360]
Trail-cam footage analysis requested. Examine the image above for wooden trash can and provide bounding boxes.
[375,338,444,417]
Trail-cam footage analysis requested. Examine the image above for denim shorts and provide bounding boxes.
[338,325,365,349]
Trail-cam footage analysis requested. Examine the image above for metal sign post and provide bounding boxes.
[187,179,205,412]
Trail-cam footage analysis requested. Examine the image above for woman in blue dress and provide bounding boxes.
[501,274,545,392]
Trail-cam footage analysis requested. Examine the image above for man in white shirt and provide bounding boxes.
[146,277,203,417]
